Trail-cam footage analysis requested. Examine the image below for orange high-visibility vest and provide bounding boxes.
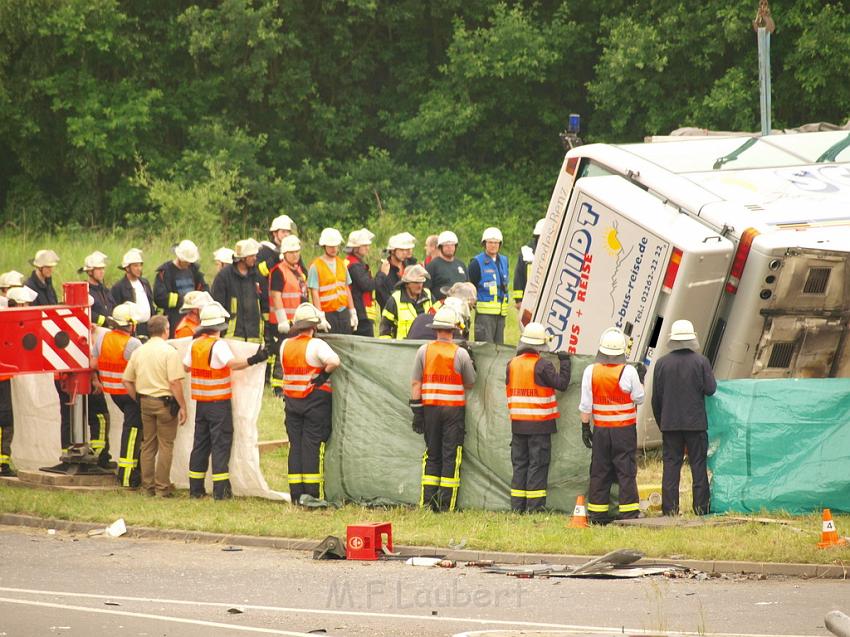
[190,335,232,402]
[311,257,349,312]
[591,364,637,427]
[281,333,331,398]
[270,261,306,323]
[97,330,131,395]
[175,313,199,338]
[421,340,465,407]
[506,352,559,421]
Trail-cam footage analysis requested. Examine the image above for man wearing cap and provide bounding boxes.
[25,249,60,306]
[426,231,468,303]
[111,249,154,338]
[93,302,144,488]
[513,218,545,308]
[376,233,417,307]
[410,306,476,511]
[211,239,263,343]
[122,315,187,497]
[651,319,716,516]
[579,327,645,524]
[469,227,510,344]
[308,228,356,335]
[79,251,115,328]
[175,291,213,338]
[505,322,571,513]
[380,264,433,339]
[280,303,341,504]
[154,239,208,339]
[184,302,269,500]
[345,228,378,337]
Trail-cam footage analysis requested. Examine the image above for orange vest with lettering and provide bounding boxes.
[281,333,331,398]
[591,364,637,427]
[190,335,232,402]
[421,341,465,407]
[97,331,131,395]
[506,353,559,421]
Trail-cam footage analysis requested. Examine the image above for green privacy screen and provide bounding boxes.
[321,336,592,512]
[708,379,850,514]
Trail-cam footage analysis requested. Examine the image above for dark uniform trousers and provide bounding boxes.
[353,319,374,337]
[266,327,280,387]
[0,380,13,469]
[421,405,465,512]
[88,392,111,464]
[510,433,551,513]
[56,380,72,452]
[662,430,710,515]
[284,390,332,503]
[189,400,234,500]
[589,425,639,522]
[113,394,142,488]
[325,308,352,335]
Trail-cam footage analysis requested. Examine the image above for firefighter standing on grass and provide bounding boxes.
[268,235,309,395]
[211,238,264,344]
[174,291,213,338]
[505,322,570,513]
[280,303,340,504]
[380,264,433,339]
[111,249,154,338]
[185,302,268,500]
[80,251,115,328]
[154,239,208,338]
[410,306,476,512]
[579,328,645,524]
[469,227,509,344]
[308,228,356,334]
[345,228,379,337]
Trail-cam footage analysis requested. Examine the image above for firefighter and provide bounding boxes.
[308,228,356,335]
[94,302,144,487]
[579,328,645,524]
[154,239,208,338]
[211,239,263,343]
[280,303,340,504]
[111,248,154,338]
[79,251,115,328]
[375,232,417,307]
[426,231,468,302]
[468,227,509,344]
[410,305,476,511]
[406,295,471,341]
[268,235,309,394]
[25,249,60,306]
[174,291,213,338]
[345,228,379,337]
[0,271,25,308]
[513,218,545,308]
[213,247,235,274]
[505,322,571,513]
[185,302,268,500]
[380,264,433,339]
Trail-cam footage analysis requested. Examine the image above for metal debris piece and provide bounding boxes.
[313,535,346,560]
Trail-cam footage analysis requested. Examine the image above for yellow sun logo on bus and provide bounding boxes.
[606,226,623,256]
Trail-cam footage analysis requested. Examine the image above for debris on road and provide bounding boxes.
[313,535,346,560]
[482,549,687,579]
[86,518,127,538]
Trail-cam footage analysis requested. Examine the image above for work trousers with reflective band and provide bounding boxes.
[510,433,551,513]
[587,424,639,522]
[189,400,234,500]
[662,430,710,516]
[113,394,142,488]
[421,405,465,512]
[87,392,110,461]
[0,380,13,468]
[284,390,331,503]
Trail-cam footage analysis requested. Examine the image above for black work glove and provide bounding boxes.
[247,346,269,366]
[557,351,571,362]
[581,423,593,449]
[633,362,647,384]
[311,371,331,387]
[410,399,425,435]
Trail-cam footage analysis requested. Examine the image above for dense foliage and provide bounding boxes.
[1,0,848,242]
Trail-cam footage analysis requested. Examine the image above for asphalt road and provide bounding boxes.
[0,525,847,637]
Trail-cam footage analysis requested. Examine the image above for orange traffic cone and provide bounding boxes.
[568,495,589,528]
[817,509,848,549]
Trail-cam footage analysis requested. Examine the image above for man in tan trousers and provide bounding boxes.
[122,315,187,497]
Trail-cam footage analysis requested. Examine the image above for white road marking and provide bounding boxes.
[0,586,822,637]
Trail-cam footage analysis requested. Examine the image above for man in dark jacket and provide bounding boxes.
[345,228,378,336]
[375,232,417,307]
[111,248,155,338]
[651,319,717,516]
[24,249,60,306]
[154,239,208,338]
[211,239,263,343]
[79,251,115,328]
[505,322,570,512]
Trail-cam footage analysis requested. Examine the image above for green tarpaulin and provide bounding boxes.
[322,335,592,512]
[708,379,850,514]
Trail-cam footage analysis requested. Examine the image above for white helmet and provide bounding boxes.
[318,227,344,247]
[430,305,461,330]
[80,251,108,272]
[120,248,144,269]
[347,228,375,248]
[669,319,697,341]
[598,327,627,356]
[280,235,302,254]
[111,302,141,327]
[0,271,25,289]
[388,232,416,251]
[234,238,260,259]
[481,227,503,243]
[291,302,321,331]
[174,239,200,264]
[437,230,459,247]
[199,301,230,329]
[31,249,60,268]
[520,322,551,348]
[7,286,38,305]
[442,296,470,322]
[401,264,430,284]
[213,247,235,264]
[533,218,546,236]
[180,290,213,312]
[446,282,476,305]
[269,214,295,232]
